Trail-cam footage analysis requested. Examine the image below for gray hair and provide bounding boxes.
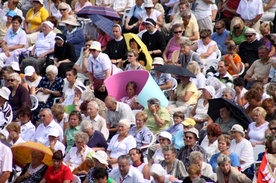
[88,101,99,110]
[147,98,160,107]
[266,83,276,96]
[40,108,53,116]
[118,119,131,128]
[118,154,132,165]
[180,10,191,18]
[8,73,21,83]
[222,87,236,97]
[81,90,95,101]
[162,144,177,155]
[193,178,206,183]
[80,119,93,131]
[189,151,204,163]
[74,131,89,144]
[217,154,231,165]
[187,61,201,75]
[46,65,58,75]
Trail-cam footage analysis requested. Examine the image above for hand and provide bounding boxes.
[42,88,51,94]
[4,50,10,57]
[80,145,85,155]
[23,172,30,179]
[99,85,106,92]
[228,54,233,61]
[55,62,60,67]
[244,63,249,68]
[84,49,90,57]
[234,86,241,95]
[149,104,157,114]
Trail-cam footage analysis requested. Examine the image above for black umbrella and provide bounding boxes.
[153,65,196,78]
[207,98,252,130]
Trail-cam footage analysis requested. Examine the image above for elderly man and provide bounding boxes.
[32,108,63,146]
[181,10,199,41]
[211,20,230,55]
[109,155,144,183]
[0,141,12,182]
[238,28,263,69]
[244,45,274,89]
[143,98,170,135]
[105,95,135,136]
[177,127,207,167]
[213,60,233,86]
[141,18,166,59]
[87,101,109,140]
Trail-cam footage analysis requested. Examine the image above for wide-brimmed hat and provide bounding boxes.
[157,131,172,142]
[24,66,35,76]
[144,0,154,8]
[33,0,43,5]
[204,85,216,99]
[182,118,196,126]
[150,163,166,176]
[62,16,80,27]
[0,87,10,100]
[152,57,164,65]
[229,124,245,136]
[185,127,199,139]
[91,151,108,165]
[90,41,102,51]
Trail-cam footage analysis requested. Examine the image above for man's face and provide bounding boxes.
[184,132,196,147]
[87,104,98,118]
[39,111,53,125]
[245,33,256,43]
[118,159,130,176]
[217,61,227,76]
[258,48,269,60]
[215,23,225,35]
[179,4,187,12]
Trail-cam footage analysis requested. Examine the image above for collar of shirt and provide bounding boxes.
[91,114,100,121]
[9,27,21,39]
[67,27,77,35]
[115,36,123,42]
[149,29,157,35]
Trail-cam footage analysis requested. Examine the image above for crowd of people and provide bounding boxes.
[0,0,276,182]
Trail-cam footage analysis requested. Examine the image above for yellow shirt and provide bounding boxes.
[26,7,49,30]
[0,22,10,40]
[184,18,199,40]
[176,82,198,105]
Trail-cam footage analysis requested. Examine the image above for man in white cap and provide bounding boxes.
[229,124,254,173]
[244,45,273,89]
[0,87,13,137]
[177,127,207,167]
[24,65,42,95]
[47,128,65,155]
[109,154,144,183]
[238,28,262,69]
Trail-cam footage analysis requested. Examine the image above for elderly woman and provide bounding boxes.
[182,164,214,183]
[229,124,254,173]
[51,104,69,131]
[189,151,214,180]
[51,0,71,20]
[168,75,198,115]
[225,17,248,46]
[107,119,136,165]
[7,73,31,118]
[35,65,64,116]
[247,107,269,146]
[200,123,221,161]
[80,119,108,151]
[209,134,240,172]
[125,49,144,70]
[23,0,49,47]
[6,123,25,145]
[189,86,214,130]
[221,87,236,101]
[187,61,205,89]
[191,29,218,61]
[180,10,199,41]
[129,148,150,180]
[17,106,35,141]
[64,110,82,153]
[53,33,78,78]
[160,144,187,180]
[216,154,251,183]
[20,21,56,74]
[129,111,152,148]
[0,15,26,66]
[150,131,172,164]
[244,88,262,118]
[62,16,84,58]
[262,98,276,122]
[64,132,94,171]
[151,57,172,90]
[0,10,17,41]
[150,163,179,183]
[83,41,112,101]
[16,150,48,183]
[72,151,95,176]
[162,23,182,64]
[41,150,73,183]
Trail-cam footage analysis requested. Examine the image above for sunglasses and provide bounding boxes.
[90,49,97,52]
[270,127,276,131]
[127,55,134,57]
[200,36,207,39]
[59,9,67,11]
[245,34,253,38]
[174,31,182,34]
[233,27,241,30]
[145,7,152,9]
[7,79,15,82]
[215,27,223,30]
[185,136,193,139]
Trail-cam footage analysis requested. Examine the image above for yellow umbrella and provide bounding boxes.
[11,141,53,168]
[123,33,152,71]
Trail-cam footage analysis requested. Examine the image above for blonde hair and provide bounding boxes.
[260,22,270,32]
[187,61,201,75]
[252,107,267,118]
[230,17,244,31]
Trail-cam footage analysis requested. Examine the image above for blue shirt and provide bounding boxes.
[172,129,185,150]
[209,152,241,172]
[166,123,183,135]
[127,4,145,19]
[211,30,229,55]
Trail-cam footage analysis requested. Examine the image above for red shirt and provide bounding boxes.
[222,0,240,18]
[44,164,73,183]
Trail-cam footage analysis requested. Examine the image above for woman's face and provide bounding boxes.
[69,114,79,127]
[130,41,139,50]
[41,23,51,35]
[230,131,242,140]
[233,24,242,31]
[59,8,68,16]
[163,150,175,163]
[270,124,276,136]
[180,45,190,55]
[219,161,231,174]
[207,131,217,143]
[145,7,152,13]
[66,70,76,83]
[19,113,30,123]
[201,35,210,44]
[31,152,44,166]
[86,159,94,167]
[129,149,141,162]
[159,137,170,147]
[75,138,86,150]
[8,129,18,140]
[118,124,129,135]
[261,29,270,36]
[127,52,137,63]
[7,16,13,24]
[264,105,275,115]
[218,140,229,152]
[222,92,233,100]
[55,39,64,47]
[7,77,18,88]
[126,85,135,97]
[135,116,145,129]
[53,159,62,170]
[46,71,56,81]
[202,89,212,99]
[253,113,264,123]
[173,27,183,39]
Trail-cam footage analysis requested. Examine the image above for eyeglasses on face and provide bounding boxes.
[174,31,182,34]
[59,9,67,11]
[7,79,15,82]
[270,127,276,131]
[127,55,134,57]
[245,34,253,38]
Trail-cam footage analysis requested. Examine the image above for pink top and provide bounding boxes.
[167,37,180,59]
[75,1,92,12]
[97,33,112,49]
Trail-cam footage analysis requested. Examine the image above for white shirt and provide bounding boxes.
[3,28,26,47]
[152,147,164,163]
[87,52,112,80]
[0,142,12,176]
[34,31,56,57]
[46,140,66,156]
[107,134,137,159]
[90,114,109,140]
[111,0,134,11]
[229,138,254,171]
[62,79,84,100]
[109,165,144,183]
[200,136,219,161]
[236,0,264,20]
[193,0,214,20]
[9,136,25,146]
[139,9,161,22]
[24,76,42,89]
[18,121,36,142]
[33,120,64,146]
[201,162,214,180]
[248,122,269,143]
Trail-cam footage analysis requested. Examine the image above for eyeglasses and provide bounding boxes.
[127,55,134,57]
[85,44,91,47]
[39,114,46,117]
[174,31,182,34]
[59,9,67,11]
[90,49,97,52]
[233,26,241,30]
[200,36,207,39]
[215,27,223,30]
[270,127,276,131]
[7,79,15,82]
[185,136,193,139]
[245,34,253,38]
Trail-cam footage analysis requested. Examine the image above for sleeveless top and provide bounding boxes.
[193,98,209,119]
[167,37,181,59]
[134,162,146,173]
[196,40,217,60]
[248,122,269,143]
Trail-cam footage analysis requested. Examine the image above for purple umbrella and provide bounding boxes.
[88,14,114,38]
[77,6,121,20]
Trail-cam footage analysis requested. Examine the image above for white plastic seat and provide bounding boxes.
[72,175,81,183]
[30,95,38,111]
[205,58,219,72]
[121,8,131,26]
[216,49,221,60]
[140,131,155,151]
[253,145,265,161]
[232,62,245,78]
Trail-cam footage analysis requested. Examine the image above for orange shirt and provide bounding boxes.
[224,54,242,75]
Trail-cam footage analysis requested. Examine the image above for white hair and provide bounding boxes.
[46,65,58,75]
[118,119,131,128]
[80,119,93,130]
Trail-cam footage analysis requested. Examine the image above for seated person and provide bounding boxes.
[124,49,144,71]
[110,0,134,14]
[120,81,143,110]
[180,10,199,41]
[150,163,180,183]
[213,60,233,86]
[259,23,275,57]
[51,104,69,132]
[221,44,242,76]
[221,87,236,101]
[211,20,230,55]
[182,164,214,183]
[244,88,263,118]
[72,151,94,176]
[23,66,42,95]
[166,111,184,134]
[0,10,16,41]
[139,1,164,29]
[143,98,170,135]
[225,17,248,46]
[187,61,205,89]
[151,57,172,90]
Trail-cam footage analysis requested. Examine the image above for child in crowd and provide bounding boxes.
[221,44,242,75]
[166,111,184,134]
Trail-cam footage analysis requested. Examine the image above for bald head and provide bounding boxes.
[105,96,117,111]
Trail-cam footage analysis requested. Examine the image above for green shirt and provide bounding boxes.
[64,125,80,153]
[144,107,170,135]
[230,26,248,45]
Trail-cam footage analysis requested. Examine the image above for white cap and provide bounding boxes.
[150,163,166,176]
[10,62,20,71]
[48,128,59,137]
[92,151,108,165]
[185,127,199,139]
[0,87,10,100]
[24,66,35,76]
[229,124,245,136]
[90,41,102,51]
[157,131,172,142]
[152,57,164,65]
